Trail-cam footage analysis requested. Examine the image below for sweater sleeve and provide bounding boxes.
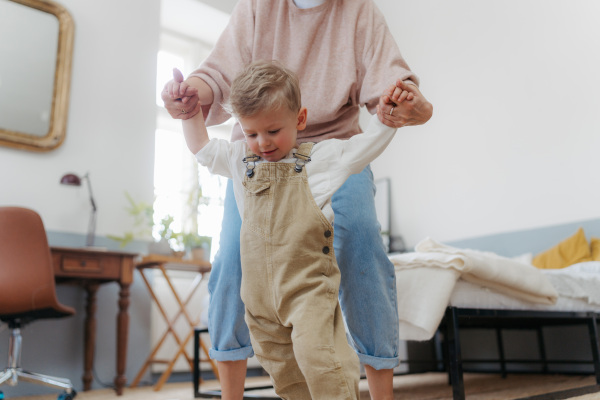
[357,1,420,114]
[187,0,256,127]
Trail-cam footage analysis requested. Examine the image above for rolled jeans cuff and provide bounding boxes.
[357,353,400,370]
[209,345,255,362]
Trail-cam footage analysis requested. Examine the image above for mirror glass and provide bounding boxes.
[0,0,74,152]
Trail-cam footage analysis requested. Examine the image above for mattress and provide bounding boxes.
[449,262,600,313]
[391,238,600,341]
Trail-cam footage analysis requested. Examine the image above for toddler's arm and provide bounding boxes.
[182,104,210,154]
[171,68,209,154]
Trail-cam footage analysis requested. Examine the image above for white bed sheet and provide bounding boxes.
[394,255,600,341]
[450,281,600,312]
[450,262,600,312]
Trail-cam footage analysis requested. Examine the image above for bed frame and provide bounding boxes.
[439,307,600,399]
[193,308,600,399]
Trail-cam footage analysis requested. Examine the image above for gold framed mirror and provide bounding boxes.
[0,0,74,152]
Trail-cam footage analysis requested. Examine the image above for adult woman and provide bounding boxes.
[163,1,433,398]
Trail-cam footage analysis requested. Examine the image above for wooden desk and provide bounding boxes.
[51,246,137,396]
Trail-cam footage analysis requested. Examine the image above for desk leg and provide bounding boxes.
[83,283,99,391]
[114,282,131,395]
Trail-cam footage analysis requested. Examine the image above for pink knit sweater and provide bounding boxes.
[190,0,418,142]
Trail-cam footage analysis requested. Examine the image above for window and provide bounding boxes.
[154,31,230,260]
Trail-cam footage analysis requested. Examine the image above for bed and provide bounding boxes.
[391,238,600,399]
[194,235,600,399]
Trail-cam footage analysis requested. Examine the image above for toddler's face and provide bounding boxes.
[239,106,306,162]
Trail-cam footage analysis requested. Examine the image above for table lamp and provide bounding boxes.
[60,172,97,247]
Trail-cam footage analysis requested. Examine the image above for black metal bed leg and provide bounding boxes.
[194,328,201,397]
[433,330,445,372]
[536,327,548,374]
[445,307,465,400]
[587,314,600,385]
[495,328,507,378]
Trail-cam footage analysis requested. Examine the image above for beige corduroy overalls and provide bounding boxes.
[239,143,360,400]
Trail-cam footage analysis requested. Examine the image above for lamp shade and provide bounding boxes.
[60,173,82,186]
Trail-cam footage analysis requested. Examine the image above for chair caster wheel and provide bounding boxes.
[57,389,76,400]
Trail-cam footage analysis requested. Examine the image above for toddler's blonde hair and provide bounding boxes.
[226,60,301,118]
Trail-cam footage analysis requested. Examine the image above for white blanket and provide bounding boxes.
[544,262,600,306]
[390,238,559,341]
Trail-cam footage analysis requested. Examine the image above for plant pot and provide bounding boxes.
[148,238,172,255]
[190,247,206,261]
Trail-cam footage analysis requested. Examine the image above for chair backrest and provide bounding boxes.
[0,207,74,321]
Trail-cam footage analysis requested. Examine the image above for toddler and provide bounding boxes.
[174,60,407,400]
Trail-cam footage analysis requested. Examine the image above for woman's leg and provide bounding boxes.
[207,180,253,399]
[331,165,399,400]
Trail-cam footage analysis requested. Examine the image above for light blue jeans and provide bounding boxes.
[207,165,400,370]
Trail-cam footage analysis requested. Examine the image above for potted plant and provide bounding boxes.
[174,168,212,260]
[175,232,212,261]
[108,193,176,255]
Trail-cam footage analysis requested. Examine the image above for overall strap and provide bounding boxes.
[294,142,314,173]
[242,148,261,178]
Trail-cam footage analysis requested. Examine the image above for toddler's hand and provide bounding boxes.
[388,86,413,104]
[165,69,196,100]
[377,82,411,127]
[161,68,200,119]
[377,79,431,128]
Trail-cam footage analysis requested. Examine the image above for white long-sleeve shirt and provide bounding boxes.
[195,115,396,222]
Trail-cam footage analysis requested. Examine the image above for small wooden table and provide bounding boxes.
[131,254,215,391]
[51,246,137,396]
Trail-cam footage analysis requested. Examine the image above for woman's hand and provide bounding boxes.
[161,68,201,120]
[378,79,433,128]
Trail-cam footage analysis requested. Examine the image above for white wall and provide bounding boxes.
[2,0,600,394]
[0,0,159,239]
[14,0,593,251]
[371,0,600,247]
[0,0,160,396]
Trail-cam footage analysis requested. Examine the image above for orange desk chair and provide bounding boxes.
[0,207,77,400]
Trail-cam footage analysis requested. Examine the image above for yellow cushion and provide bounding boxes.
[532,228,592,269]
[591,237,600,261]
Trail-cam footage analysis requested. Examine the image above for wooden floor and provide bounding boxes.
[6,372,600,400]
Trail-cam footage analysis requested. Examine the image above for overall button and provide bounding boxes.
[322,246,330,254]
[324,230,332,238]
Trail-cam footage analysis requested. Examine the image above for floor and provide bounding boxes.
[6,372,600,400]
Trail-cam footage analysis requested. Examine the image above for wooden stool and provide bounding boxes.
[130,254,217,391]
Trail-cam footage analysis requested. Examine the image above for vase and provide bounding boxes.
[190,247,206,261]
[148,238,172,255]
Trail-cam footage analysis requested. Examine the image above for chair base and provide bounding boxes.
[0,367,75,394]
[0,325,76,399]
